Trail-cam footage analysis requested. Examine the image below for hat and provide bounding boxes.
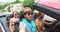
[23,7,33,13]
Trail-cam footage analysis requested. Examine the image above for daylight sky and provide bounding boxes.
[0,0,24,2]
[0,0,16,2]
[0,0,55,2]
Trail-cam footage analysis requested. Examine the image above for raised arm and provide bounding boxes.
[19,22,26,32]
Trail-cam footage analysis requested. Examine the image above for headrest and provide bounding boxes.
[6,11,24,21]
[6,14,13,21]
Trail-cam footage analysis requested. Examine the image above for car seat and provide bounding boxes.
[0,15,10,32]
[33,13,38,21]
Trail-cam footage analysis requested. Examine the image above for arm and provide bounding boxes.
[44,21,53,25]
[19,22,26,32]
[19,26,25,32]
[44,20,57,26]
[42,21,45,31]
[9,19,14,32]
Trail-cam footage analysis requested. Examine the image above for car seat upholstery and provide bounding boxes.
[33,13,38,21]
[0,16,10,32]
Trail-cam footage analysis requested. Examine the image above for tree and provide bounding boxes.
[15,0,20,3]
[0,4,10,12]
[22,0,35,7]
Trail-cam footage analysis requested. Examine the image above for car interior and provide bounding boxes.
[0,4,60,32]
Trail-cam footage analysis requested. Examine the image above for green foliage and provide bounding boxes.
[22,0,35,7]
[0,0,35,12]
[0,4,9,9]
[0,4,10,12]
[14,0,20,4]
[8,5,11,12]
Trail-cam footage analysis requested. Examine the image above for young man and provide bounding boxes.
[19,7,36,32]
[35,12,57,32]
[35,12,45,32]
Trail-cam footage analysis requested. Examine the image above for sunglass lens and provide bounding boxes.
[15,14,18,15]
[27,13,33,16]
[28,13,30,15]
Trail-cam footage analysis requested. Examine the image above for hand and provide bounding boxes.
[53,20,57,23]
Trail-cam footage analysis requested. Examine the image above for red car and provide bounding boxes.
[37,0,60,10]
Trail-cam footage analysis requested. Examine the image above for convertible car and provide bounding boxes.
[30,0,60,32]
[0,0,60,32]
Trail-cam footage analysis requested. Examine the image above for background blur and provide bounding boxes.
[0,0,34,12]
[0,0,60,12]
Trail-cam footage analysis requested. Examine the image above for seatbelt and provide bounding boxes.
[14,21,19,32]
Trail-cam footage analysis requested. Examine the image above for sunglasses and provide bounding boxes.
[24,12,33,16]
[14,14,18,15]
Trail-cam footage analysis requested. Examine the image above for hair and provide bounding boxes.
[37,12,44,19]
[12,11,18,16]
[23,7,32,13]
[37,12,42,16]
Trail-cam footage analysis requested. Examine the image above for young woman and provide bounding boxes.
[19,7,36,32]
[9,11,19,32]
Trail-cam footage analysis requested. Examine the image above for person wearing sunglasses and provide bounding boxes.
[19,7,36,32]
[9,11,19,32]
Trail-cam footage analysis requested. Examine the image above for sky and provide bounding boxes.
[0,0,24,4]
[0,0,16,2]
[0,0,58,2]
[0,0,24,2]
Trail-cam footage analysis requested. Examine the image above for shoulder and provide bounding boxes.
[19,21,26,27]
[20,21,25,25]
[10,18,13,20]
[35,19,39,23]
[35,19,38,21]
[9,18,14,22]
